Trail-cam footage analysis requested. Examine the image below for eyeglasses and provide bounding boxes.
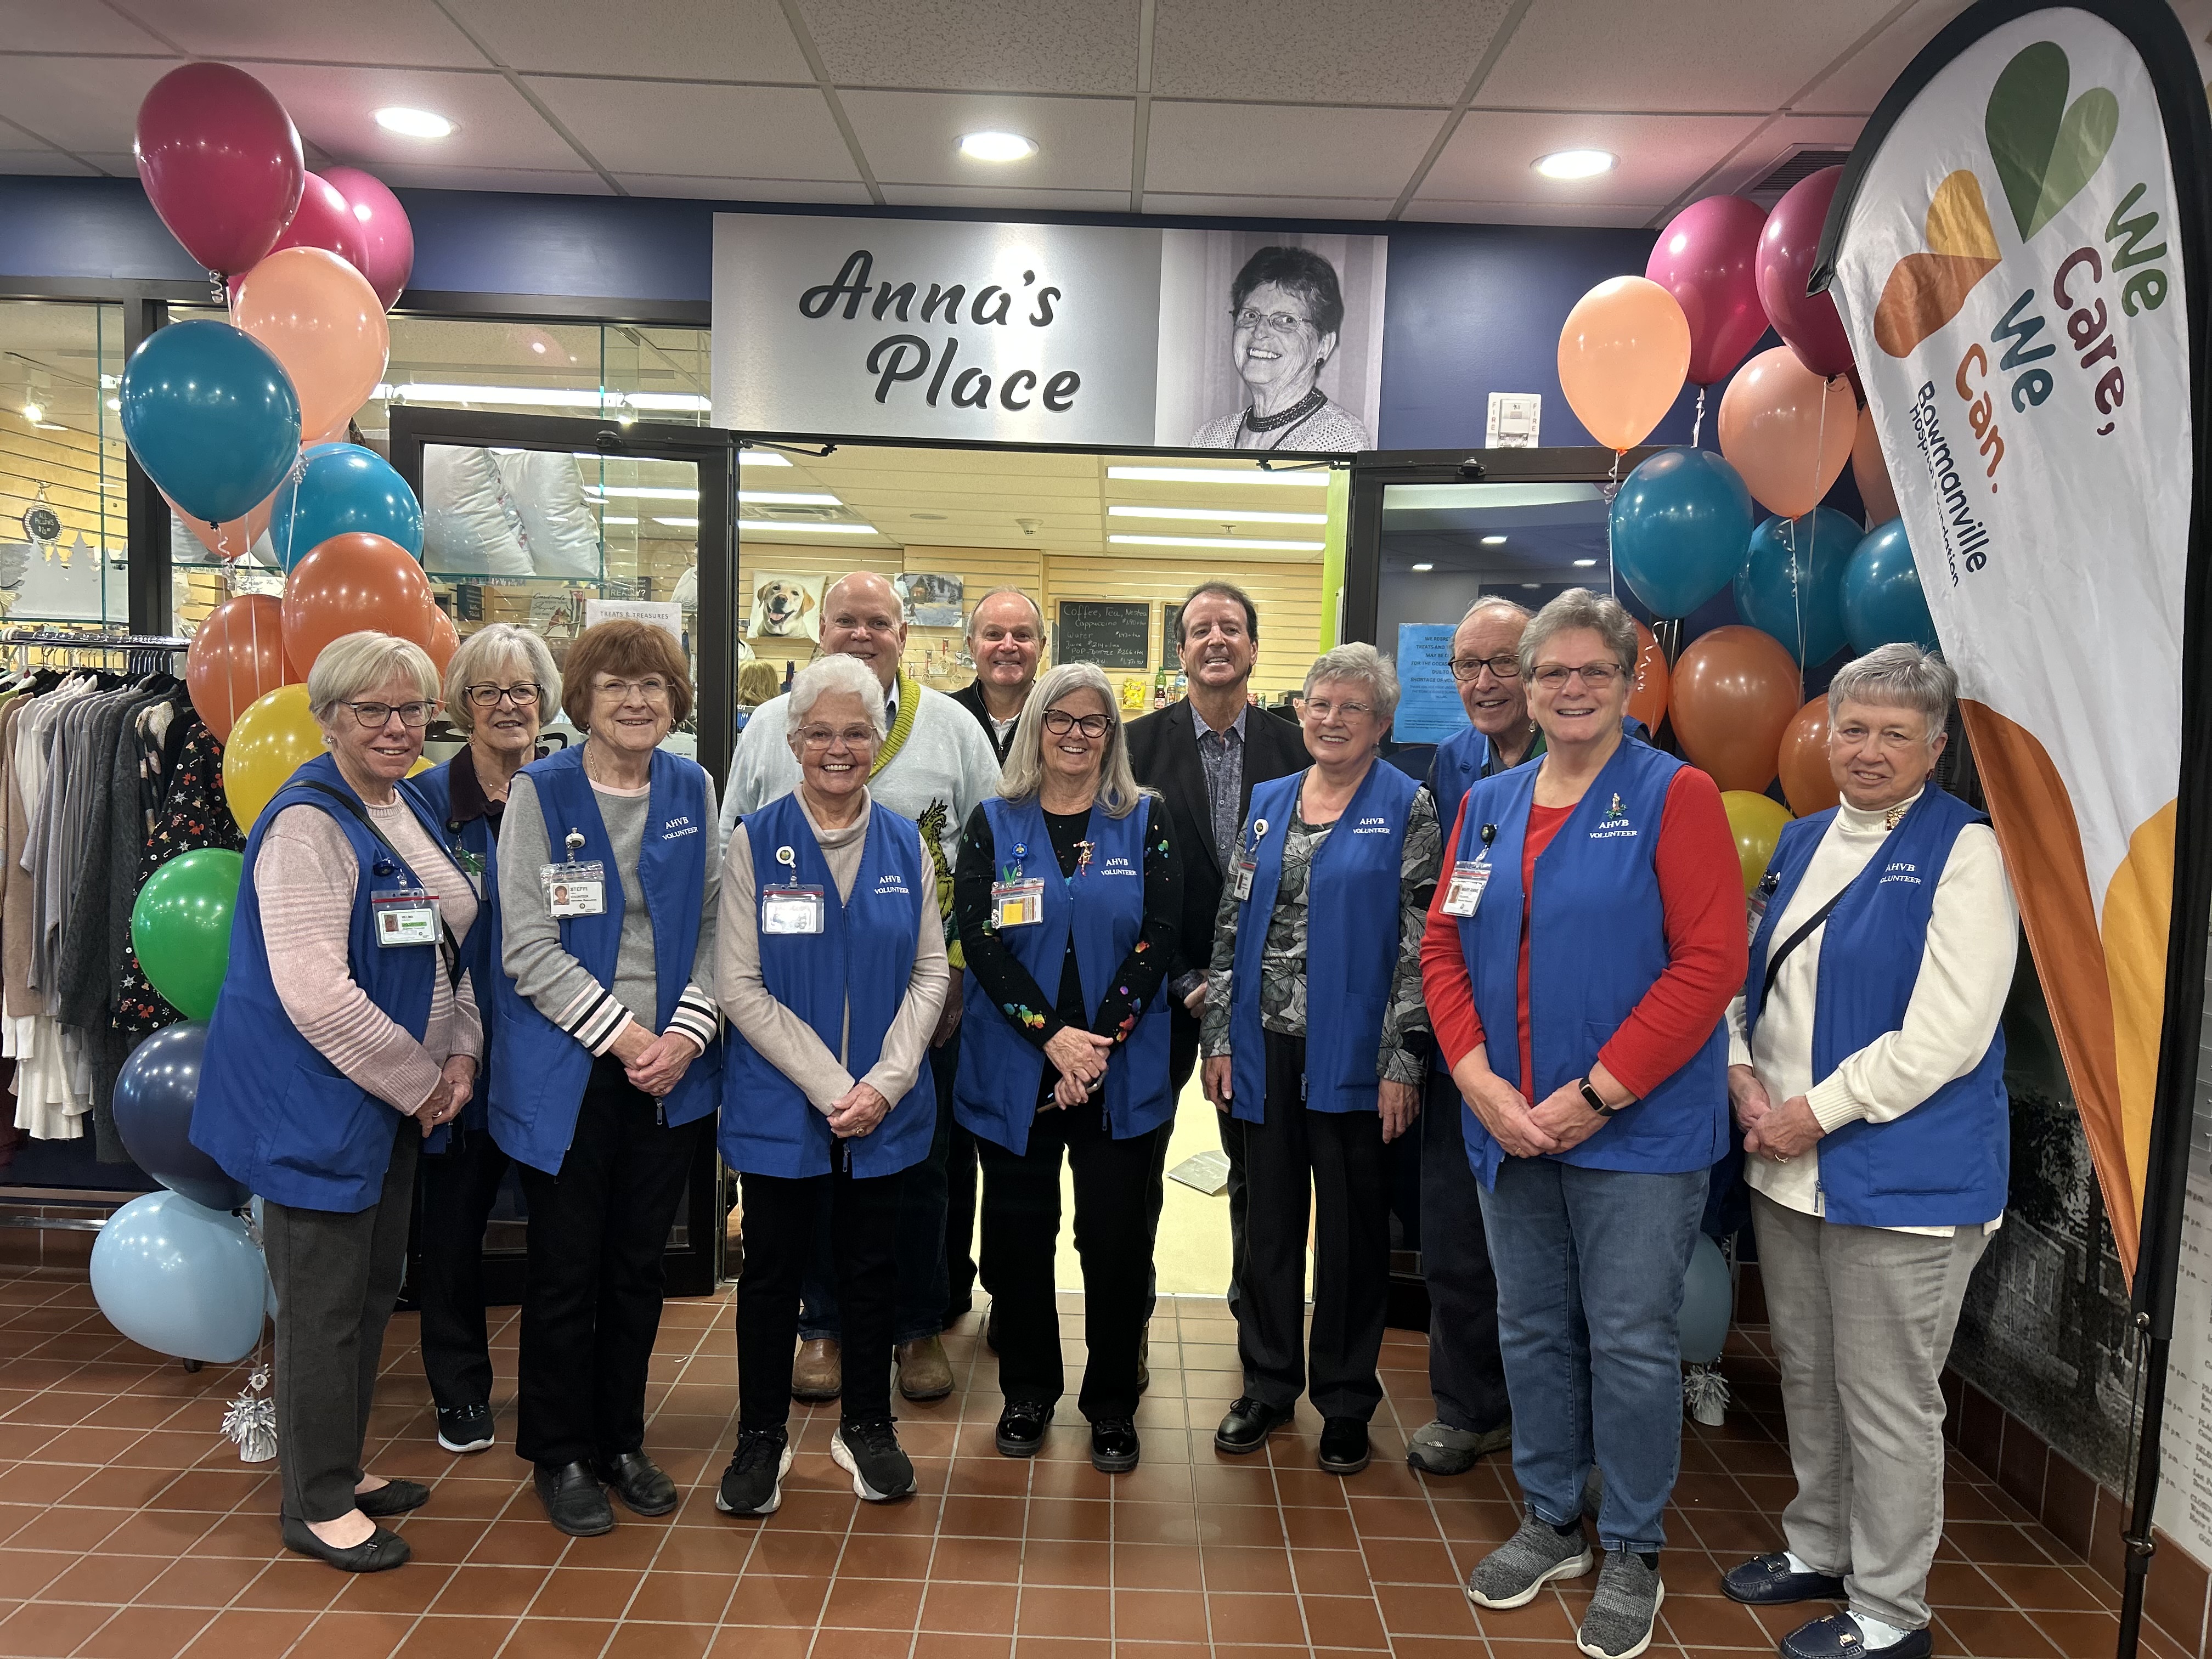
[827,616,900,636]
[1042,710,1111,738]
[1531,663,1624,690]
[1451,654,1521,683]
[1232,307,1314,332]
[1300,698,1373,721]
[465,683,541,708]
[592,676,670,702]
[796,725,878,751]
[345,700,436,729]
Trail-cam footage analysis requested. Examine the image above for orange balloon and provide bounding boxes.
[1850,402,1898,527]
[187,594,295,744]
[1557,276,1691,450]
[280,532,435,675]
[1669,625,1801,793]
[165,486,275,562]
[1717,347,1857,518]
[426,607,459,676]
[1777,698,1840,816]
[232,246,390,448]
[1628,620,1671,734]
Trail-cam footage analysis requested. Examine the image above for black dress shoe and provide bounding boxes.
[996,1400,1053,1458]
[534,1460,615,1537]
[281,1513,411,1572]
[355,1478,430,1519]
[1090,1418,1141,1473]
[1722,1551,1849,1605]
[1781,1612,1932,1659]
[1318,1417,1371,1475]
[1213,1396,1290,1455]
[594,1451,678,1517]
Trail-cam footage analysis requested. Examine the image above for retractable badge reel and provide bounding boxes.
[1232,820,1268,902]
[542,828,607,918]
[990,841,1045,928]
[1441,823,1498,918]
[761,844,825,935]
[372,885,441,947]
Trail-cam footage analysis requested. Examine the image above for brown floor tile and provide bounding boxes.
[601,1622,712,1659]
[1115,1541,1205,1592]
[1020,1538,1113,1587]
[71,1606,222,1659]
[725,1572,828,1627]
[1113,1585,1206,1641]
[1018,1583,1111,1636]
[1934,1604,2069,1657]
[1301,1592,1388,1649]
[174,1607,320,1658]
[930,1534,1024,1583]
[911,1633,1009,1659]
[1206,1590,1310,1645]
[0,1599,115,1657]
[808,1629,913,1659]
[920,1578,1018,1633]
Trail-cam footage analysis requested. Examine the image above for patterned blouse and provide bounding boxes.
[115,723,243,1037]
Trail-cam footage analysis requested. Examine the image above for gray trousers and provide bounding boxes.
[1751,1190,1989,1631]
[264,1120,419,1523]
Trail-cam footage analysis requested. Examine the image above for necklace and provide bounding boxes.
[1243,386,1326,433]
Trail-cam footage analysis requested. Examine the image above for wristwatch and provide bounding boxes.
[1577,1076,1618,1117]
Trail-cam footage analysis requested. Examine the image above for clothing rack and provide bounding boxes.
[1,629,191,676]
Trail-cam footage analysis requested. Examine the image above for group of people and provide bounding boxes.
[191,565,2017,1659]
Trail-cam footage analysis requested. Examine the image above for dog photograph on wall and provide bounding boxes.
[895,571,964,629]
[748,572,823,641]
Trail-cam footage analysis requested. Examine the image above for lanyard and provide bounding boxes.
[300,783,464,989]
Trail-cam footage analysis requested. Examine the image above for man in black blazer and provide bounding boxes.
[947,588,1042,766]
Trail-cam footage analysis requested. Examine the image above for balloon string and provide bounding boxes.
[1784,515,1807,703]
[1604,450,1624,602]
[1691,387,1706,449]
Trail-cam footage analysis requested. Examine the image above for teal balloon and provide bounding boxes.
[119,318,300,526]
[1678,1233,1733,1365]
[89,1190,267,1364]
[269,442,424,571]
[1609,447,1756,619]
[1734,508,1859,667]
[1843,518,1938,652]
[131,848,244,1021]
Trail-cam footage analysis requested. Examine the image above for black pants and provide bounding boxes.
[946,1117,984,1321]
[737,1154,903,1430]
[515,1057,709,1468]
[1418,1066,1511,1433]
[979,1101,1169,1423]
[414,1127,511,1413]
[1219,1030,1391,1422]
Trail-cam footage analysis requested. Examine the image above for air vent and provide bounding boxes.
[1746,147,1853,201]
[744,503,848,522]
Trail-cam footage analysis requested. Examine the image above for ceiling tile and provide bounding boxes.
[618,175,876,202]
[105,0,488,68]
[0,149,99,177]
[799,0,1139,93]
[250,65,589,172]
[1795,0,1976,114]
[1150,0,1513,105]
[0,5,173,52]
[1417,110,1763,209]
[1142,193,1396,221]
[0,54,172,154]
[366,162,615,195]
[442,0,813,83]
[842,91,1132,190]
[528,78,857,180]
[1144,103,1441,198]
[1693,112,1865,199]
[1396,199,1657,227]
[880,183,1133,210]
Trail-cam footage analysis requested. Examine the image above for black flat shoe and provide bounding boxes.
[1781,1612,1932,1659]
[593,1451,678,1517]
[281,1513,411,1573]
[1090,1419,1140,1474]
[1723,1551,1849,1606]
[1213,1396,1290,1455]
[355,1478,431,1519]
[535,1459,614,1537]
[996,1400,1052,1458]
[1318,1416,1371,1475]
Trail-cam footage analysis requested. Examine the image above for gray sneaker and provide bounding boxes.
[1407,1419,1513,1475]
[1466,1511,1595,1609]
[1577,1548,1664,1659]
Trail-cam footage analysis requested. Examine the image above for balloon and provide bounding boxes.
[113,1022,245,1212]
[187,594,294,744]
[280,533,437,675]
[1717,347,1857,518]
[131,849,245,1022]
[120,319,301,527]
[1734,509,1860,668]
[269,443,424,570]
[1843,518,1939,653]
[223,684,323,836]
[1670,625,1801,793]
[1721,790,1794,896]
[1556,276,1691,450]
[1678,1233,1733,1367]
[1610,448,1756,618]
[427,608,460,677]
[261,171,369,279]
[1851,403,1899,527]
[230,247,390,448]
[1628,622,1671,736]
[91,1190,267,1364]
[1756,166,1856,380]
[320,167,416,311]
[1646,196,1771,386]
[166,486,275,564]
[1778,699,1839,816]
[133,63,303,278]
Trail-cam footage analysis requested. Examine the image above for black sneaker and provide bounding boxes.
[715,1427,793,1517]
[995,1399,1052,1457]
[1090,1418,1140,1473]
[832,1418,916,1502]
[437,1403,494,1454]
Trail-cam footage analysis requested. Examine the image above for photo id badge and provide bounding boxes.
[762,885,825,935]
[541,860,606,918]
[1441,860,1492,918]
[991,877,1046,929]
[371,889,440,947]
[1232,860,1257,902]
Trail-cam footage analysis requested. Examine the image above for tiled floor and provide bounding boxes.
[0,1265,2170,1658]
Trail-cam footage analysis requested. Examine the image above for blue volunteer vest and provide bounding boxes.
[488,744,722,1175]
[191,754,444,1211]
[411,753,501,1141]
[719,791,935,1178]
[1454,738,1728,1186]
[953,794,1173,1155]
[1228,760,1419,1123]
[1744,787,2008,1227]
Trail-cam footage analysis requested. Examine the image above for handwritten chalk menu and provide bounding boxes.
[1163,603,1183,666]
[1059,601,1152,670]
[2153,1022,2212,1565]
[1393,623,1471,744]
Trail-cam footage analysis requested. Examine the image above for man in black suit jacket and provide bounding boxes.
[947,588,1043,765]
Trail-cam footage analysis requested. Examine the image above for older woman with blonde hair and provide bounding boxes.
[194,631,482,1573]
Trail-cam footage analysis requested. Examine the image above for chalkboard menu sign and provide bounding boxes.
[1058,601,1152,669]
[1163,603,1183,665]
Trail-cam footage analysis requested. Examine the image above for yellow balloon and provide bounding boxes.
[407,757,433,778]
[1721,789,1795,896]
[222,684,323,836]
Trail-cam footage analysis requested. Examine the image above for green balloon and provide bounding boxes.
[131,848,244,1020]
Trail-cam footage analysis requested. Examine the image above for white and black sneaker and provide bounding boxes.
[714,1427,793,1516]
[436,1404,494,1454]
[831,1418,916,1502]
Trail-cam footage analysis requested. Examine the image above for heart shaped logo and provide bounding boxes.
[1874,171,2004,357]
[1985,40,2119,241]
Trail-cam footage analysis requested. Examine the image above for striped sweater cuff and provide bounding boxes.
[557,984,635,1057]
[668,985,720,1054]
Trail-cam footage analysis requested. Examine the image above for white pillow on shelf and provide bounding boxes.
[499,450,601,581]
[424,447,531,577]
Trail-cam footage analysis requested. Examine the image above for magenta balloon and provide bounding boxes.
[1756,166,1856,380]
[269,171,370,276]
[320,167,415,311]
[134,63,304,278]
[1646,195,1771,387]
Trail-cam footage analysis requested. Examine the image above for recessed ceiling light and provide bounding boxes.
[653,516,700,527]
[1573,558,1598,567]
[20,401,42,423]
[911,512,947,521]
[376,107,454,139]
[1108,505,1329,526]
[1411,563,1435,572]
[1520,582,1542,589]
[1107,466,1330,487]
[741,522,880,535]
[1534,149,1615,180]
[600,515,639,524]
[958,130,1038,162]
[1481,534,1508,545]
[1109,534,1324,551]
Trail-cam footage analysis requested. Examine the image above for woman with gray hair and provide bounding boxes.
[1200,641,1440,1477]
[1719,644,2015,1659]
[952,662,1182,1472]
[1419,589,1744,1659]
[193,631,482,1573]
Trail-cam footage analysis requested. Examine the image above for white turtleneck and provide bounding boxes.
[1727,787,2017,1237]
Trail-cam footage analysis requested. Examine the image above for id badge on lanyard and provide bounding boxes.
[1748,869,1779,942]
[1441,857,1491,918]
[1232,819,1269,902]
[543,828,606,918]
[372,887,441,947]
[761,844,825,935]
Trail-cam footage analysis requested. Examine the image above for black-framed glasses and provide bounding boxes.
[1231,307,1314,332]
[465,683,541,708]
[1531,663,1624,690]
[1451,654,1521,683]
[345,699,436,729]
[1042,710,1111,739]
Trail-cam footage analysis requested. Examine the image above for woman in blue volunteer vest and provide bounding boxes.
[1720,646,2015,1659]
[193,632,480,1575]
[713,656,949,1516]
[492,620,724,1539]
[1418,589,1744,1659]
[952,662,1181,1474]
[1199,642,1440,1478]
[408,623,557,1460]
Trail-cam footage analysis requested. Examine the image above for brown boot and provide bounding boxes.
[895,1335,954,1402]
[792,1338,841,1402]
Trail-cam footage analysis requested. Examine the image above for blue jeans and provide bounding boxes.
[1477,1157,1705,1553]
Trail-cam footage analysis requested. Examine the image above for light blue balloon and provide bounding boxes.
[1609,448,1756,619]
[1734,507,1860,667]
[1678,1233,1733,1366]
[119,319,300,527]
[1843,518,1938,652]
[269,442,425,571]
[90,1190,267,1364]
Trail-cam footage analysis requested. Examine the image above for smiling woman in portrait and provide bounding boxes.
[1190,245,1373,452]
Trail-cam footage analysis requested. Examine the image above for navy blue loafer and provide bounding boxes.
[1722,1551,1848,1605]
[1780,1612,1932,1659]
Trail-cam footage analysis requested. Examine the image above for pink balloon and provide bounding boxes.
[1646,196,1770,387]
[321,167,416,311]
[1756,167,1855,380]
[1717,347,1857,519]
[134,63,303,278]
[223,172,371,308]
